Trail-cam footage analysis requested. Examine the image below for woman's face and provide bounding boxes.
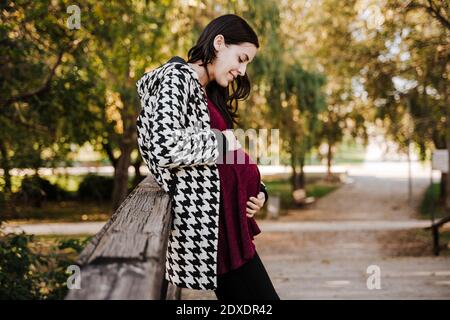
[209,34,258,87]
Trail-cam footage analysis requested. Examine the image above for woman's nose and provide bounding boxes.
[238,65,246,76]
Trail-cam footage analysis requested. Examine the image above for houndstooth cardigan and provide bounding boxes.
[136,56,226,290]
[136,56,268,291]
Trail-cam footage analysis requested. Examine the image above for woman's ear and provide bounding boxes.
[213,34,225,51]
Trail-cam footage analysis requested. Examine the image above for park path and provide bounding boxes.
[182,161,450,299]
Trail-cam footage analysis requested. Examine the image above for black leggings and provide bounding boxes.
[214,251,280,300]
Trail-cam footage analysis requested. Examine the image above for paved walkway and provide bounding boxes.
[3,221,106,235]
[2,219,433,235]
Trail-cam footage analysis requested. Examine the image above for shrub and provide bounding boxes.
[77,174,114,202]
[0,227,89,300]
[14,176,69,207]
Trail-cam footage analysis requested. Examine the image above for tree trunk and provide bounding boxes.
[0,141,12,194]
[111,124,135,212]
[112,147,133,212]
[132,158,143,188]
[326,142,333,181]
[290,135,299,191]
[102,141,117,169]
[291,163,298,191]
[299,155,305,189]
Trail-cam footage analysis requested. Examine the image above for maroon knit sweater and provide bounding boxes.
[206,97,262,275]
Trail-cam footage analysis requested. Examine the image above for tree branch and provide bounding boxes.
[405,0,450,30]
[102,140,118,169]
[3,50,64,107]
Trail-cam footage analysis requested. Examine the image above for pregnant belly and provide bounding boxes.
[219,149,261,197]
[218,149,261,197]
[217,148,262,240]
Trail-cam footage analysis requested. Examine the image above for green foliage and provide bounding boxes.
[0,228,89,300]
[264,179,293,213]
[77,174,114,202]
[305,184,338,198]
[355,0,449,157]
[15,176,70,206]
[0,232,39,299]
[420,183,448,220]
[0,0,105,191]
[264,177,340,215]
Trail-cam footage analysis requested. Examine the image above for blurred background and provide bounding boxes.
[0,0,449,299]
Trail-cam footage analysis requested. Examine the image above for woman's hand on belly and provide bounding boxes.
[246,192,265,218]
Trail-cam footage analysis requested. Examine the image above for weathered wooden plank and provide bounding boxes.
[89,233,149,259]
[65,261,165,300]
[65,174,181,300]
[167,282,182,300]
[76,175,169,264]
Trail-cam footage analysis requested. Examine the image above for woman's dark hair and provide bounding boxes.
[187,14,259,129]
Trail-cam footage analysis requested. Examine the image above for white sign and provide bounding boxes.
[432,149,449,173]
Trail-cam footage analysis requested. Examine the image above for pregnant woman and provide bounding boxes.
[136,14,279,300]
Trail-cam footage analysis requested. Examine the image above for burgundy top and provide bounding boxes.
[206,97,262,275]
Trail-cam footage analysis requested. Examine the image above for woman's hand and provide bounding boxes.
[246,192,266,218]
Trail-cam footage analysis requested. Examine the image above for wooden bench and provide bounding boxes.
[425,215,450,256]
[65,174,180,300]
[292,188,315,206]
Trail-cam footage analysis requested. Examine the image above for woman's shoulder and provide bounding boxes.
[158,57,196,81]
[145,61,192,83]
[136,57,197,96]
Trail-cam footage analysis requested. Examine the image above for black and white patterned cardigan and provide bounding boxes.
[136,56,268,291]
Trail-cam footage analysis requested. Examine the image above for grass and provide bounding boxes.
[3,174,94,194]
[439,230,450,256]
[262,176,340,217]
[306,183,339,198]
[420,183,449,220]
[33,234,92,245]
[333,141,366,164]
[305,141,366,166]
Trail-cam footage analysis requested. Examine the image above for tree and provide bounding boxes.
[0,0,104,201]
[68,1,180,211]
[360,0,449,207]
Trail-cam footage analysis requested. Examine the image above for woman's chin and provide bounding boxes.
[217,78,231,87]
